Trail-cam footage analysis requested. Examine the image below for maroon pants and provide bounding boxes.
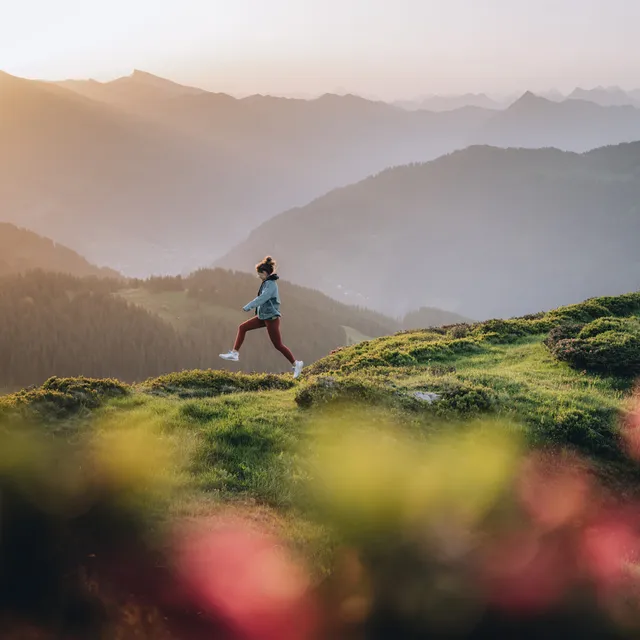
[233,316,295,364]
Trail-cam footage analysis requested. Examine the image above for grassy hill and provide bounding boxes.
[1,290,640,636]
[3,289,639,499]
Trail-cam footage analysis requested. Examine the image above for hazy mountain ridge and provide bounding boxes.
[568,86,638,107]
[0,71,254,275]
[472,91,640,151]
[394,93,503,112]
[217,142,640,319]
[395,86,640,112]
[1,70,492,274]
[0,223,120,278]
[4,70,640,277]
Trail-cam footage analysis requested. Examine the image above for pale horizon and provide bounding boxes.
[2,0,639,101]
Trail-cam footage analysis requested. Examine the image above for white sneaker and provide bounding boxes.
[293,360,304,379]
[219,350,239,362]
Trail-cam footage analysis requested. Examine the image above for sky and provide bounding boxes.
[1,0,638,100]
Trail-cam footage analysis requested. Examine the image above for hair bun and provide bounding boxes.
[255,255,277,274]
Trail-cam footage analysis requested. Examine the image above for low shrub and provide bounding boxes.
[578,317,631,339]
[421,378,500,416]
[0,376,130,420]
[546,315,640,376]
[473,318,551,344]
[295,376,390,409]
[144,370,294,398]
[589,292,640,317]
[447,324,472,339]
[296,373,500,422]
[552,333,640,377]
[543,322,585,349]
[540,407,619,458]
[547,301,611,324]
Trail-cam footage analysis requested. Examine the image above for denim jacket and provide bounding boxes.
[242,274,281,320]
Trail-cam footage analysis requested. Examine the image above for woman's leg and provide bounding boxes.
[233,317,265,351]
[265,318,296,365]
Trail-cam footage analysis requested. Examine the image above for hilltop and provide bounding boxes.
[2,289,639,494]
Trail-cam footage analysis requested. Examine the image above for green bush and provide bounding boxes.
[407,337,485,363]
[424,378,499,416]
[296,374,499,419]
[589,292,640,317]
[41,376,129,397]
[144,369,294,398]
[0,376,130,420]
[473,318,551,344]
[446,324,472,339]
[552,332,640,377]
[295,376,390,409]
[543,322,585,349]
[577,317,631,339]
[547,301,611,324]
[546,315,640,376]
[541,407,619,458]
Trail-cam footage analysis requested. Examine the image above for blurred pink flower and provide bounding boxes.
[517,451,592,531]
[580,509,640,589]
[481,531,573,613]
[174,525,317,640]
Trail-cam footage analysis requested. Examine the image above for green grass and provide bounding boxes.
[2,291,640,569]
[342,324,373,345]
[117,288,243,328]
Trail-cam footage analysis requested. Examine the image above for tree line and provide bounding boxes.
[0,270,397,389]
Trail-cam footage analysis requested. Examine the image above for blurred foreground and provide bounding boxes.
[2,391,640,639]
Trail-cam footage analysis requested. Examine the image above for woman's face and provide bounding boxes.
[258,271,268,281]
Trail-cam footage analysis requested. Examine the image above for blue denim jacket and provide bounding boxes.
[242,275,281,320]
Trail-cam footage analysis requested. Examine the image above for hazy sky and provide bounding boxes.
[1,0,638,99]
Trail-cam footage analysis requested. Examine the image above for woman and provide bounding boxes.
[219,256,304,379]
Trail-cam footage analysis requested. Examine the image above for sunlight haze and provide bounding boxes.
[1,0,639,98]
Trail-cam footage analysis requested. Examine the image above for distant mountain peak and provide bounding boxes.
[109,69,206,96]
[128,69,166,82]
[507,91,552,111]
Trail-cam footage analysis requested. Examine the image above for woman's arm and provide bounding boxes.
[242,280,276,312]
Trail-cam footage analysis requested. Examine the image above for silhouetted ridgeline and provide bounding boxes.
[0,223,120,278]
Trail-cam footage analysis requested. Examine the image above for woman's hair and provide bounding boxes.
[255,255,277,275]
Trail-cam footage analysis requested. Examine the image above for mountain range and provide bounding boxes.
[396,86,640,112]
[0,70,490,275]
[217,142,640,319]
[2,69,640,311]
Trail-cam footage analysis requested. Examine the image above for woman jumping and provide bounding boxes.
[219,256,304,379]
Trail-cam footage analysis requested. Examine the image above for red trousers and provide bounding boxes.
[233,317,295,364]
